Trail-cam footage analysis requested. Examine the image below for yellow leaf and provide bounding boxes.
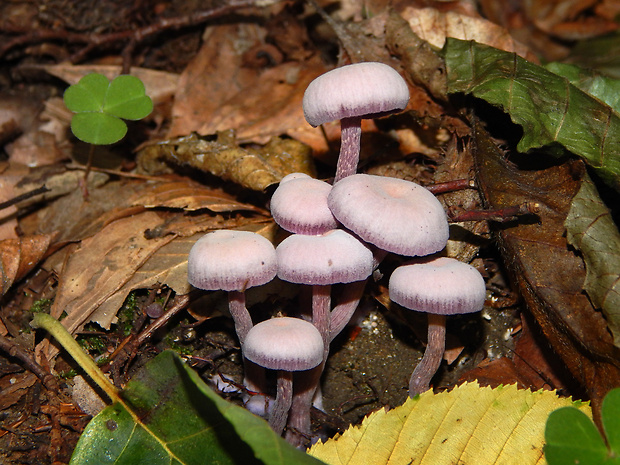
[309,381,589,465]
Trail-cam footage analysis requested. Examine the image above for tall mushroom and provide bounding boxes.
[243,317,324,435]
[303,62,410,182]
[388,257,486,397]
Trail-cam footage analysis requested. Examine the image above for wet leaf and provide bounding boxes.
[70,350,324,465]
[565,173,620,347]
[445,38,620,191]
[471,120,620,414]
[310,381,587,465]
[0,234,52,295]
[137,131,315,191]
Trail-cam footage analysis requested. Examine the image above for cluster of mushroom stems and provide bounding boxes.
[187,62,486,445]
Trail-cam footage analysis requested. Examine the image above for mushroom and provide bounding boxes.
[327,173,449,259]
[187,229,277,345]
[388,257,486,397]
[303,62,410,182]
[188,229,277,411]
[243,317,324,435]
[270,174,338,235]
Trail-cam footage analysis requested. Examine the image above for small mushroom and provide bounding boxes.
[243,317,324,435]
[303,62,410,182]
[187,229,277,345]
[270,174,338,235]
[388,257,486,397]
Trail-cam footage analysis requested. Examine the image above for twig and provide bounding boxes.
[2,1,262,72]
[0,334,58,392]
[0,185,50,211]
[425,178,476,195]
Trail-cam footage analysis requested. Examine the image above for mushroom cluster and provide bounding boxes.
[187,62,486,444]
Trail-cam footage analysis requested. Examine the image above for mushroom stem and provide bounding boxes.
[329,279,367,342]
[334,116,362,182]
[409,313,446,397]
[228,290,253,345]
[285,363,324,447]
[312,285,331,355]
[270,370,294,435]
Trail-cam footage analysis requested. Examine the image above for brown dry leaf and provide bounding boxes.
[0,372,37,411]
[168,22,327,143]
[94,220,277,322]
[401,6,533,59]
[0,162,30,241]
[0,234,52,296]
[50,211,175,333]
[472,120,620,416]
[137,130,315,191]
[41,64,179,105]
[129,179,265,213]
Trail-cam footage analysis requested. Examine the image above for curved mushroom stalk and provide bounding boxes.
[335,116,362,182]
[270,371,293,435]
[409,313,446,397]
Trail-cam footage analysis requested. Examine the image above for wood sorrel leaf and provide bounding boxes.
[104,74,153,120]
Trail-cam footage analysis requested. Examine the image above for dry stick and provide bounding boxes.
[0,185,50,211]
[0,334,58,392]
[425,178,475,195]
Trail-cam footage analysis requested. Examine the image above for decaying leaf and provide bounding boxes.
[50,212,175,333]
[310,381,588,465]
[401,7,532,58]
[565,172,620,347]
[137,130,315,191]
[0,234,52,295]
[472,120,620,417]
[445,38,620,191]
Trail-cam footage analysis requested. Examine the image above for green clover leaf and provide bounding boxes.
[64,73,153,145]
[545,388,620,465]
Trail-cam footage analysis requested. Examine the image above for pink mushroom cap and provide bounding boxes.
[389,257,486,315]
[270,175,338,235]
[303,62,410,127]
[243,317,324,372]
[327,174,449,256]
[276,229,373,285]
[188,230,277,291]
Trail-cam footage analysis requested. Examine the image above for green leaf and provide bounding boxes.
[545,388,620,465]
[544,407,609,465]
[104,75,153,120]
[63,73,109,112]
[70,112,128,145]
[63,73,152,145]
[70,350,324,465]
[444,38,620,191]
[310,382,588,465]
[565,173,620,347]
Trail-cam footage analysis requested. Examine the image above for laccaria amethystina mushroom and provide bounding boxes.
[327,174,449,259]
[243,317,323,435]
[388,257,486,397]
[303,62,410,182]
[276,229,374,347]
[187,229,277,345]
[270,174,338,235]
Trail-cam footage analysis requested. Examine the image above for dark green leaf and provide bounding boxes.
[565,173,620,347]
[603,389,620,454]
[444,38,620,191]
[104,75,153,120]
[70,350,324,465]
[70,112,127,145]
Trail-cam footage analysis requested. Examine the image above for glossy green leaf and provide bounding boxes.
[545,388,620,465]
[565,173,620,347]
[104,75,153,120]
[444,38,620,191]
[70,350,324,465]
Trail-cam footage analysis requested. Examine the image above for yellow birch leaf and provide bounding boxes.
[309,382,589,465]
